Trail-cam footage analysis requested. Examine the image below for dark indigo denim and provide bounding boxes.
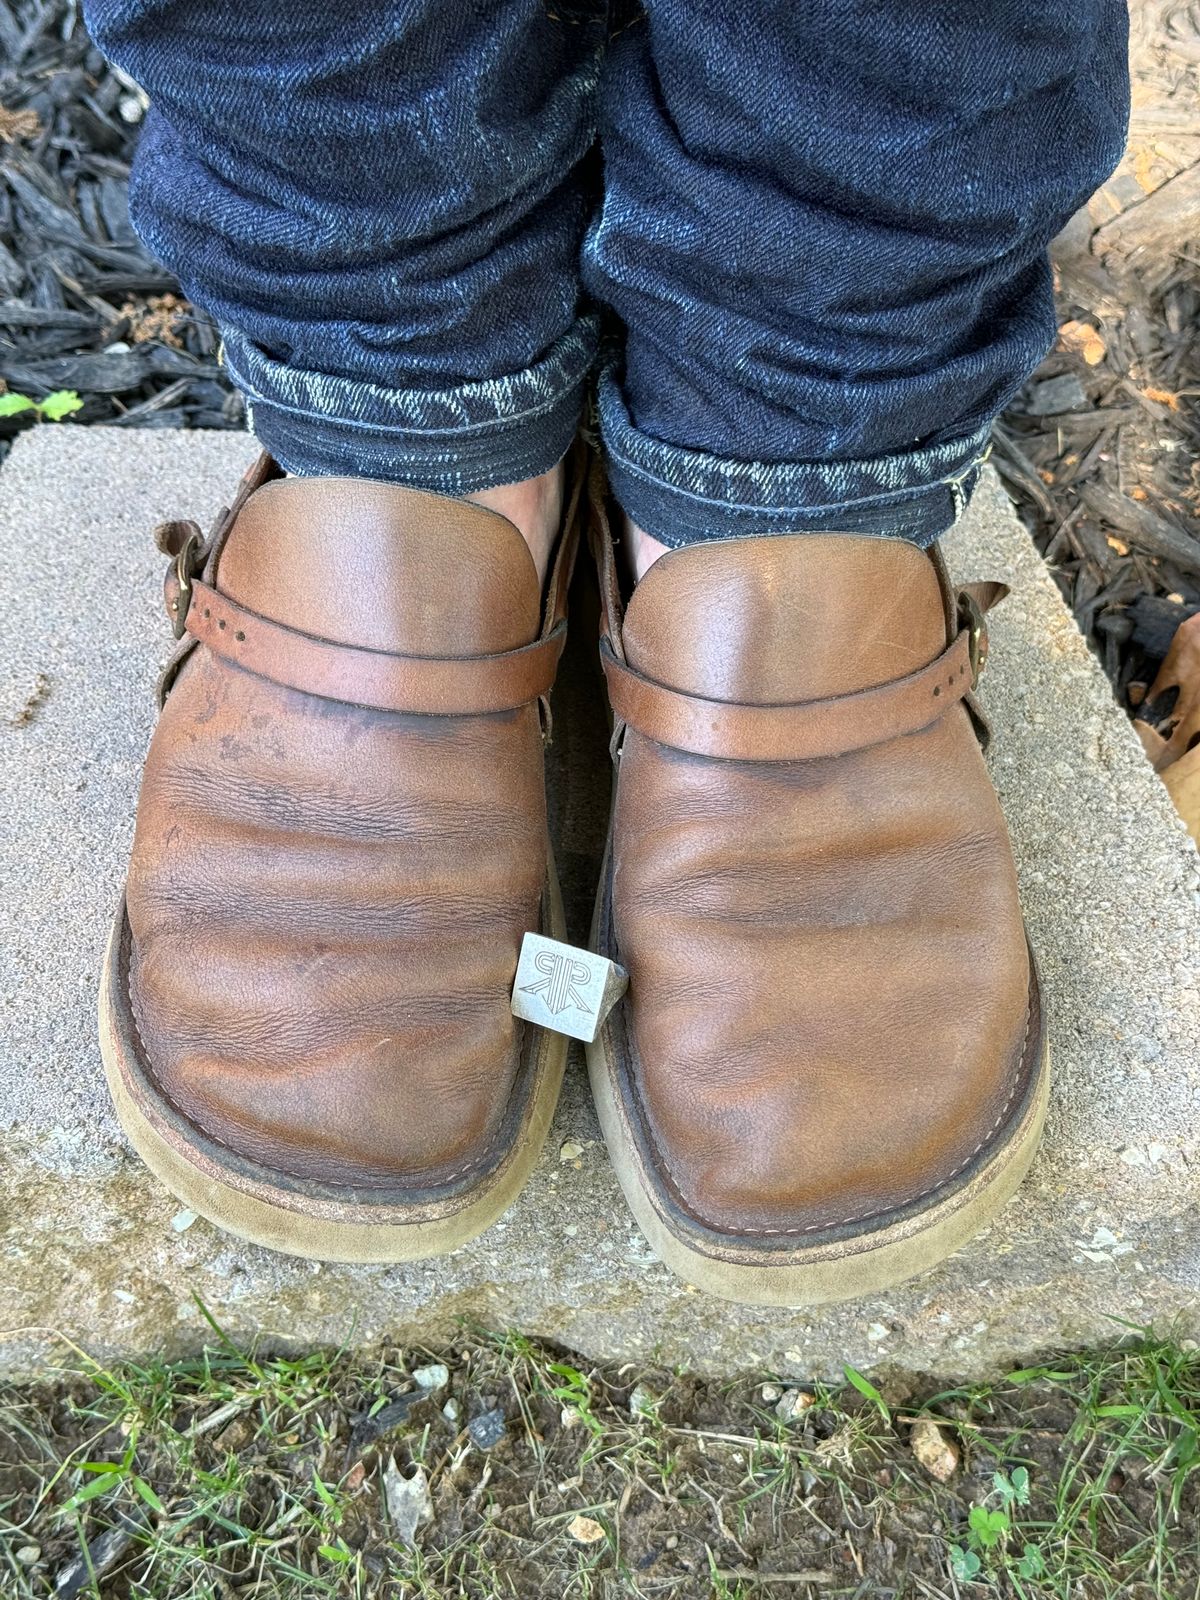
[84,0,607,494]
[85,0,1128,546]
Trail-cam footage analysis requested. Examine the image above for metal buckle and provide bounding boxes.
[957,589,987,687]
[169,528,204,639]
[154,518,206,640]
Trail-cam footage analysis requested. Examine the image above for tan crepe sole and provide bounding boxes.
[99,866,568,1264]
[587,862,1050,1306]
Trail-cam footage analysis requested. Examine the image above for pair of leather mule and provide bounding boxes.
[100,448,1047,1305]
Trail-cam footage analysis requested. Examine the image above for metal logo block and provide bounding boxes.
[510,932,628,1044]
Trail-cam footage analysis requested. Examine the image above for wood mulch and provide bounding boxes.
[998,223,1200,714]
[0,0,241,455]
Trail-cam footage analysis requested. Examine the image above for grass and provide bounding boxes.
[1,1319,1198,1598]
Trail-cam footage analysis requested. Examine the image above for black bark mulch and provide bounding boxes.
[997,212,1200,712]
[0,0,242,457]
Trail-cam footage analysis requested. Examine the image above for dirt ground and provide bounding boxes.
[2,1330,1200,1599]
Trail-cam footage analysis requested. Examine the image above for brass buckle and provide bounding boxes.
[957,590,987,687]
[154,517,206,640]
[169,527,204,640]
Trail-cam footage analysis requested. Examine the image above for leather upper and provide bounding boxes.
[125,461,568,1192]
[602,531,1033,1240]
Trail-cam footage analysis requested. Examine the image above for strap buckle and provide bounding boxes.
[170,530,205,639]
[957,589,987,688]
[154,518,206,639]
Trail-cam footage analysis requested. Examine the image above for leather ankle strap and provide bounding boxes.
[179,577,567,713]
[601,595,993,762]
[158,443,586,714]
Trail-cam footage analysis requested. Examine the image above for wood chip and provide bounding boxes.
[1058,318,1107,365]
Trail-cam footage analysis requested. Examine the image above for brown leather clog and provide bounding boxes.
[100,453,582,1261]
[588,514,1048,1304]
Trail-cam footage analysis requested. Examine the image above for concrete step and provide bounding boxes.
[2,425,1198,1380]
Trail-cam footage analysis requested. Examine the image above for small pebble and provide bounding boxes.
[775,1388,815,1423]
[170,1209,197,1233]
[910,1417,959,1483]
[760,1383,782,1403]
[467,1408,506,1450]
[412,1362,449,1392]
[442,1398,460,1422]
[567,1514,606,1545]
[559,1140,584,1162]
[628,1383,656,1417]
[16,1546,40,1566]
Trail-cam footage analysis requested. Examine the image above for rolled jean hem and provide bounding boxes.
[220,318,600,493]
[597,370,994,548]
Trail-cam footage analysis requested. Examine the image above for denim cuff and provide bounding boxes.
[597,367,993,548]
[220,316,600,493]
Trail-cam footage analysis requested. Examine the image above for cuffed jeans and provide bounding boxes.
[84,0,1128,547]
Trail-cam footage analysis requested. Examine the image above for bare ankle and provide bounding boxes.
[625,516,670,581]
[468,464,564,584]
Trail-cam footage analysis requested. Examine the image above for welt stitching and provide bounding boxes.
[122,953,505,1192]
[634,975,1035,1239]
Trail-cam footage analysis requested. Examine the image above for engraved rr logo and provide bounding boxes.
[520,949,590,1016]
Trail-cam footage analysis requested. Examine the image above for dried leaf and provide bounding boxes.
[0,105,42,144]
[1162,744,1200,848]
[1136,613,1200,768]
[1135,613,1200,844]
[1135,721,1168,764]
[1143,385,1181,411]
[910,1417,959,1483]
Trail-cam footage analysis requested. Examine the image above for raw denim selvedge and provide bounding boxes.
[85,0,1128,545]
